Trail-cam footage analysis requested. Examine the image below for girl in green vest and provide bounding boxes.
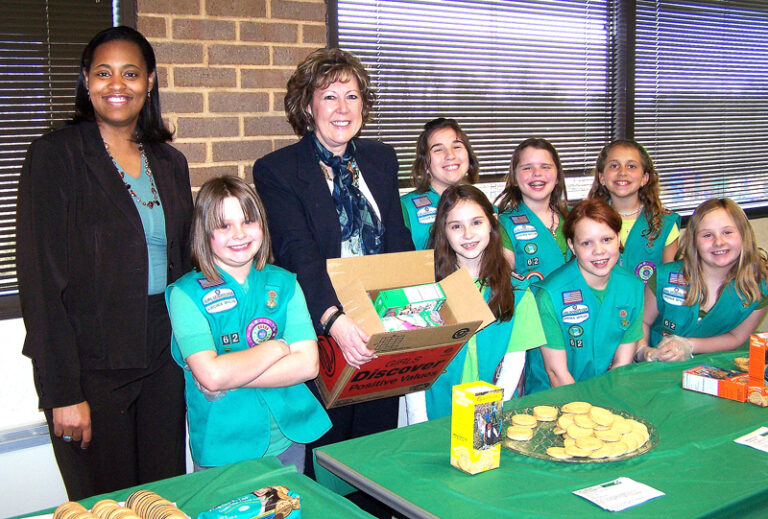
[525,199,644,394]
[588,140,680,283]
[400,118,480,250]
[637,198,768,362]
[166,176,330,471]
[405,185,545,423]
[496,138,571,282]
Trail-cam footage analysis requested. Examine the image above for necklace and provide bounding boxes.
[105,141,161,209]
[618,206,642,218]
[549,209,558,237]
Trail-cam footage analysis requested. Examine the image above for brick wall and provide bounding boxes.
[137,0,327,187]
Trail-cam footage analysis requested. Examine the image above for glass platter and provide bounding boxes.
[502,404,659,463]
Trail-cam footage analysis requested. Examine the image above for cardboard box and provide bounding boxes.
[682,365,748,402]
[450,381,503,475]
[373,282,445,318]
[748,332,768,386]
[315,250,495,408]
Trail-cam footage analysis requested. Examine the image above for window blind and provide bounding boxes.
[0,0,113,307]
[634,0,768,214]
[335,0,613,190]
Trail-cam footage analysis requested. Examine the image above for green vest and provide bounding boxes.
[525,260,644,394]
[498,203,570,282]
[621,209,680,283]
[424,282,528,419]
[401,188,440,249]
[167,265,331,467]
[649,260,767,346]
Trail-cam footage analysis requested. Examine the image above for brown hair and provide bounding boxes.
[410,117,480,192]
[588,139,665,242]
[678,198,768,305]
[429,185,515,321]
[563,198,622,251]
[495,137,568,216]
[191,176,272,282]
[284,47,375,136]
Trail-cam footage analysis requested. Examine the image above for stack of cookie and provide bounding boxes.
[53,502,98,519]
[125,490,186,519]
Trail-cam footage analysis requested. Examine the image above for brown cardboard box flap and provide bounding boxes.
[439,267,496,331]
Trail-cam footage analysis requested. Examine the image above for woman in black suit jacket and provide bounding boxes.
[253,48,413,487]
[17,27,192,500]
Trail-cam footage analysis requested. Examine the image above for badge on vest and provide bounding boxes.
[562,289,583,305]
[635,260,656,282]
[511,215,529,224]
[203,288,237,313]
[266,288,278,309]
[561,304,589,324]
[412,195,432,208]
[513,224,537,241]
[669,271,686,285]
[662,286,686,306]
[525,271,544,283]
[221,332,241,351]
[416,205,437,225]
[197,277,225,289]
[617,308,631,330]
[524,242,538,255]
[246,317,278,346]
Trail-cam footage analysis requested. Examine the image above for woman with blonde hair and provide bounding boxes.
[638,198,768,361]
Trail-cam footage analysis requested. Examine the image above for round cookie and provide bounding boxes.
[589,406,615,427]
[566,423,593,439]
[589,445,613,459]
[507,425,534,441]
[594,428,622,442]
[575,436,604,451]
[562,401,592,414]
[511,414,537,427]
[533,405,558,421]
[547,446,572,459]
[574,413,597,429]
[557,413,575,429]
[564,445,591,457]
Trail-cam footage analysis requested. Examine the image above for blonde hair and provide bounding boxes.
[588,140,666,242]
[191,176,272,282]
[678,198,768,306]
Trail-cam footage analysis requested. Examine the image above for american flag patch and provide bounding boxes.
[562,289,583,305]
[197,277,225,289]
[412,195,432,208]
[511,215,529,224]
[669,271,685,285]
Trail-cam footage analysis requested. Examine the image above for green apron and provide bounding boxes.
[525,260,644,394]
[167,265,331,467]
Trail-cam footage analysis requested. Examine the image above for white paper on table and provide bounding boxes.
[573,477,665,512]
[734,426,768,453]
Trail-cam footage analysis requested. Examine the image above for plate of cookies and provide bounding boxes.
[502,401,658,463]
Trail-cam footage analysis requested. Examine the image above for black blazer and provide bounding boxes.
[17,121,193,409]
[253,134,414,330]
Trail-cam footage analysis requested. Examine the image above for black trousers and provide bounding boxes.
[45,295,186,501]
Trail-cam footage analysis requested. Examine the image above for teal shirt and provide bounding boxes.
[648,260,768,346]
[401,188,440,249]
[525,260,644,394]
[498,203,570,282]
[112,154,167,295]
[620,209,680,283]
[166,264,331,467]
[425,280,545,419]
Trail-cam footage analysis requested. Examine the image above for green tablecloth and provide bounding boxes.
[316,352,768,518]
[21,457,372,518]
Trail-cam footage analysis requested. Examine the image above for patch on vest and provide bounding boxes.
[416,205,437,224]
[561,304,589,324]
[524,242,538,255]
[412,195,432,208]
[635,260,656,282]
[525,271,544,282]
[511,215,529,224]
[513,224,537,241]
[197,277,225,289]
[562,289,583,305]
[662,286,686,306]
[203,288,237,313]
[246,317,278,346]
